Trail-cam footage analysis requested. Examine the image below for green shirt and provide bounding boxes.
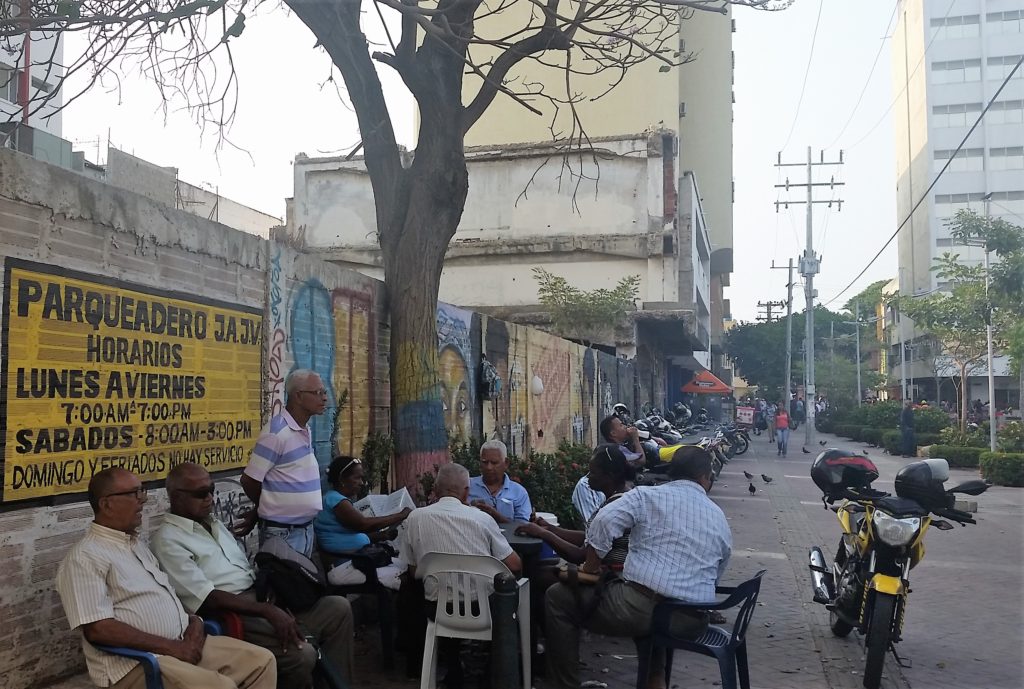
[151,513,255,614]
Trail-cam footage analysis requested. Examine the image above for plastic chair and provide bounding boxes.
[94,620,221,689]
[635,570,766,689]
[417,553,530,689]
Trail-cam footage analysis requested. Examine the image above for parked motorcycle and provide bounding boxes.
[807,451,989,689]
[717,424,750,456]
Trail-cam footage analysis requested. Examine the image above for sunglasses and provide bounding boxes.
[174,485,217,499]
[339,458,362,476]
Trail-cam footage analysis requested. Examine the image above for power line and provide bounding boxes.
[825,3,898,149]
[844,0,957,151]
[822,54,1024,307]
[780,0,824,152]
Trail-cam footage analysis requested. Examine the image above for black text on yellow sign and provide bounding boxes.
[1,259,263,506]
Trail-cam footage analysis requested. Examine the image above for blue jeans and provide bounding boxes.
[777,428,790,455]
[259,522,315,558]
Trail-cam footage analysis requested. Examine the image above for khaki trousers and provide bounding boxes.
[111,635,276,689]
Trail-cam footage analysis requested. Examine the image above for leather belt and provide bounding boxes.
[259,518,313,529]
[627,581,667,602]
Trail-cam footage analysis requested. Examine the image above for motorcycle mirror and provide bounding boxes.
[947,479,989,496]
[931,519,955,531]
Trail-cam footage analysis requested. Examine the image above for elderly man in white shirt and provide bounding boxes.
[151,463,353,689]
[545,446,733,689]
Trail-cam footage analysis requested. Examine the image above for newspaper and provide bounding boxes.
[352,487,416,553]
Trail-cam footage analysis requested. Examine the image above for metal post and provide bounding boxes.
[804,147,816,445]
[855,301,862,407]
[898,273,908,401]
[785,259,794,403]
[490,572,520,689]
[985,242,997,452]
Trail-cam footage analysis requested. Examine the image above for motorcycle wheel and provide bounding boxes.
[829,609,854,637]
[863,592,897,689]
[733,434,750,455]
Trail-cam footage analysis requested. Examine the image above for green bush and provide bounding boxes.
[980,452,1024,487]
[883,431,941,455]
[939,426,988,448]
[997,421,1024,453]
[928,445,984,468]
[846,401,901,429]
[914,407,952,433]
[859,427,885,446]
[835,424,861,439]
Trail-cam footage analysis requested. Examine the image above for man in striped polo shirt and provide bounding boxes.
[241,369,327,558]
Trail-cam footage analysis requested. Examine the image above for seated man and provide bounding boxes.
[56,468,276,689]
[468,439,532,524]
[545,447,733,689]
[599,414,647,468]
[571,472,605,523]
[399,463,521,684]
[151,463,353,689]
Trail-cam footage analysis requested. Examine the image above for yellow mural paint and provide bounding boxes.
[1,259,263,504]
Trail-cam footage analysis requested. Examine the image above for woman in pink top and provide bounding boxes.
[775,403,791,457]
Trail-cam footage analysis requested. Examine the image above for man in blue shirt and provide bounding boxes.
[468,440,532,523]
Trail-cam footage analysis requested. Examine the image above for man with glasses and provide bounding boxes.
[240,369,328,557]
[56,468,277,689]
[153,463,353,689]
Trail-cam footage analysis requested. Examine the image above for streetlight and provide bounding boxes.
[843,301,881,407]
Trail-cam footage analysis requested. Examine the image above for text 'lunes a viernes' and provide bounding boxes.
[1,261,263,504]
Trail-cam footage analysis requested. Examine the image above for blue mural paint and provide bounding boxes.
[289,279,337,471]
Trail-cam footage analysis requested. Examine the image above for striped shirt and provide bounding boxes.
[587,480,732,602]
[244,411,322,524]
[572,475,606,523]
[56,522,190,686]
[399,496,514,601]
[151,514,256,614]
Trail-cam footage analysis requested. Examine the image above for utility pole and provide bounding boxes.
[771,259,795,404]
[776,147,845,445]
[854,301,862,407]
[756,300,787,323]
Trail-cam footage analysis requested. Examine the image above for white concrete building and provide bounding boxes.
[1,29,63,137]
[891,0,1022,407]
[288,131,712,368]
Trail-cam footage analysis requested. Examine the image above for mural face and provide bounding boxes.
[437,303,478,442]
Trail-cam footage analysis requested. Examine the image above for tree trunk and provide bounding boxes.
[960,362,969,432]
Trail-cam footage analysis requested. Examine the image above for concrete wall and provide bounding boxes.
[0,148,644,688]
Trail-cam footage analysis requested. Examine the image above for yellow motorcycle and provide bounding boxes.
[807,451,988,689]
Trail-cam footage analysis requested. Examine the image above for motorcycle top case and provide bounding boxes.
[811,449,879,498]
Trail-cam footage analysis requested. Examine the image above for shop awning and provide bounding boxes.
[681,369,733,394]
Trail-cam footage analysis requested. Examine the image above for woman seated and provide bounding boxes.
[517,444,634,567]
[315,455,411,590]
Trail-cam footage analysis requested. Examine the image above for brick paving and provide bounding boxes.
[42,430,1023,689]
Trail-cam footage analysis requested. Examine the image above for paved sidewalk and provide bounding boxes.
[43,430,1023,689]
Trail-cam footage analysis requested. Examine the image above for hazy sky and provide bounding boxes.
[63,1,900,323]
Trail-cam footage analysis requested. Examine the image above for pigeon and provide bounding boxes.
[761,474,773,484]
[819,440,827,446]
[748,482,757,496]
[743,470,754,480]
[802,447,811,454]
[863,450,870,455]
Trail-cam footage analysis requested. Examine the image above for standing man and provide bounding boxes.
[900,400,916,458]
[56,468,276,689]
[152,463,354,689]
[545,447,732,689]
[468,439,533,524]
[241,369,327,557]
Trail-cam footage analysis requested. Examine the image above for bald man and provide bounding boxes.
[56,468,276,689]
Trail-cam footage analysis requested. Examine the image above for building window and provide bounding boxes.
[930,14,981,40]
[989,146,1024,171]
[987,55,1024,80]
[987,191,1024,216]
[931,58,982,84]
[934,192,988,221]
[987,10,1023,34]
[0,64,18,104]
[936,238,953,247]
[932,102,983,127]
[987,99,1024,125]
[934,148,984,172]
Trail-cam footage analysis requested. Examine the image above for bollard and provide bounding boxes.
[490,571,521,689]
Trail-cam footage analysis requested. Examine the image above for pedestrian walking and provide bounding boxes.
[766,402,777,444]
[900,400,916,458]
[775,402,791,457]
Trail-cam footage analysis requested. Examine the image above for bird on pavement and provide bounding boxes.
[802,447,811,454]
[819,440,827,446]
[863,450,870,455]
[761,474,773,484]
[743,470,754,480]
[748,482,757,496]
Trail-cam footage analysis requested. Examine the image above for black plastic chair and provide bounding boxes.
[94,620,221,689]
[635,570,766,689]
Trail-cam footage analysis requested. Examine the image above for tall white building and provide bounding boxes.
[0,30,64,137]
[893,0,1023,296]
[892,0,1023,405]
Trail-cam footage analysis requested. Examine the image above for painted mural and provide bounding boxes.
[436,303,480,441]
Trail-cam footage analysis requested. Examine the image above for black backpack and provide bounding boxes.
[253,537,326,613]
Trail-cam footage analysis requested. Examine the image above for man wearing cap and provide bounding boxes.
[239,369,327,557]
[544,446,732,689]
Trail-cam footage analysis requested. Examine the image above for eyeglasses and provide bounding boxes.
[299,389,329,397]
[174,485,216,499]
[103,487,148,501]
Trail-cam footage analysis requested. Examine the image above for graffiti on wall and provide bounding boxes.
[0,258,262,505]
[267,245,287,419]
[437,303,479,442]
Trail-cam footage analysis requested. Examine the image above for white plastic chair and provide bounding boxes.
[417,552,531,689]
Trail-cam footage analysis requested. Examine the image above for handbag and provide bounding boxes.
[348,542,396,576]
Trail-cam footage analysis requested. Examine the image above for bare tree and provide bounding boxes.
[2,0,790,488]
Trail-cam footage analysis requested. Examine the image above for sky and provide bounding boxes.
[62,0,901,324]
